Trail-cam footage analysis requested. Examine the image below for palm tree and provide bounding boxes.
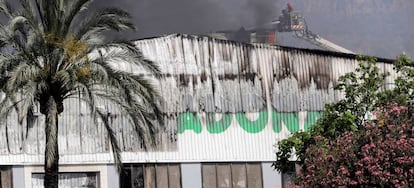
[0,0,163,187]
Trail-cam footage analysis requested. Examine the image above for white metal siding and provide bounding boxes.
[0,34,396,164]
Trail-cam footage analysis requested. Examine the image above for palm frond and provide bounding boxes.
[0,92,34,127]
[18,0,36,25]
[64,63,163,149]
[0,22,44,65]
[33,0,45,29]
[0,0,13,19]
[0,54,18,72]
[93,41,161,76]
[88,58,162,109]
[93,90,160,148]
[60,0,92,37]
[41,0,59,33]
[16,82,36,124]
[73,83,123,172]
[75,8,134,40]
[96,109,122,172]
[0,95,19,122]
[5,63,41,92]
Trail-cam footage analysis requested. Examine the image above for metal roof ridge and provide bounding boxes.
[133,33,396,64]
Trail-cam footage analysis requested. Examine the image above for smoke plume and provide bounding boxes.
[5,0,414,58]
[90,0,414,58]
[96,0,280,38]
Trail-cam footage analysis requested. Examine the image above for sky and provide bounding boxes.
[7,0,414,59]
[93,0,414,59]
[99,0,281,38]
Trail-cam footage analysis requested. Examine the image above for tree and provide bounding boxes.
[0,0,162,187]
[273,55,414,186]
[295,104,414,187]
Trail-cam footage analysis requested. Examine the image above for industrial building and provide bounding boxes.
[0,34,395,188]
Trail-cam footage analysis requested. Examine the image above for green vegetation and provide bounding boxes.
[274,55,414,186]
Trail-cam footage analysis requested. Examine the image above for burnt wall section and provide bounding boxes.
[0,98,178,155]
[136,34,382,113]
[266,48,360,112]
[138,35,265,113]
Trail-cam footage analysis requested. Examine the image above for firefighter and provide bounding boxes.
[287,2,294,13]
[278,3,294,32]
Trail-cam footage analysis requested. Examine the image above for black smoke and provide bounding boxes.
[93,0,414,59]
[5,0,413,59]
[96,0,280,38]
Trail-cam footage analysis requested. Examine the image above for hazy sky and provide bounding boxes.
[99,0,281,38]
[92,0,414,59]
[6,0,414,59]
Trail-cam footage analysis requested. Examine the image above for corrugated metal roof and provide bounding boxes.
[0,34,397,164]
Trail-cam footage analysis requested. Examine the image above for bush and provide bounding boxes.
[274,55,414,187]
[295,104,414,187]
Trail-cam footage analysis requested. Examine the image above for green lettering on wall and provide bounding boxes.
[272,111,282,133]
[236,111,268,133]
[178,113,202,134]
[206,113,232,134]
[304,112,323,131]
[272,112,299,133]
[177,111,323,134]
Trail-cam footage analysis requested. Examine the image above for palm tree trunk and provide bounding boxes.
[44,96,59,188]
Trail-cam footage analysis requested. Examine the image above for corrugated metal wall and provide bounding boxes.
[0,34,396,164]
